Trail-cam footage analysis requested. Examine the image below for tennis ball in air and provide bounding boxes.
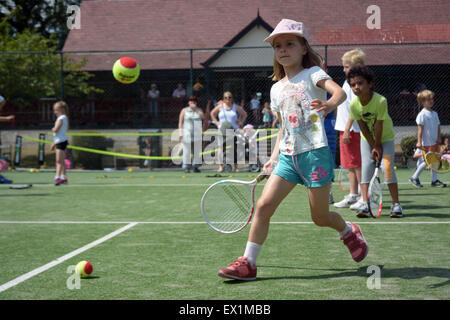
[75,260,93,278]
[394,166,398,170]
[112,57,140,84]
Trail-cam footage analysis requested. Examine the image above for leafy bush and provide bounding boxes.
[400,136,417,166]
[71,134,108,169]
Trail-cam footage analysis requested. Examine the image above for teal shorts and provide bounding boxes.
[272,146,335,188]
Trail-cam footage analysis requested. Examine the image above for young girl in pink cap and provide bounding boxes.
[218,19,369,281]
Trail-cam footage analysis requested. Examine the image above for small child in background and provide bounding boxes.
[333,49,365,210]
[0,95,14,184]
[242,124,259,167]
[250,93,261,124]
[409,148,426,187]
[50,101,69,186]
[440,137,450,160]
[143,137,153,171]
[410,90,446,188]
[348,65,403,218]
[261,102,273,128]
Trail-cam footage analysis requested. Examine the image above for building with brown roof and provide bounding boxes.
[59,0,450,127]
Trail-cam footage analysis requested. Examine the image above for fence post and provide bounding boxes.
[60,50,64,100]
[324,44,328,67]
[189,49,193,97]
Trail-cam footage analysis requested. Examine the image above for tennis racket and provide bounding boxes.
[9,184,33,189]
[201,173,268,233]
[422,150,449,173]
[367,162,383,218]
[337,166,350,192]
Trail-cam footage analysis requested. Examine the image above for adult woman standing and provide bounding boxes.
[178,96,204,173]
[147,83,160,121]
[210,91,247,172]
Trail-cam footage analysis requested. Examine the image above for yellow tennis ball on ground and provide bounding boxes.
[29,169,34,173]
[128,168,133,172]
[112,57,140,84]
[75,260,93,278]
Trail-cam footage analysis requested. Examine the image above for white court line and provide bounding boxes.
[2,184,211,187]
[0,222,137,293]
[0,219,447,292]
[2,181,448,188]
[0,220,449,225]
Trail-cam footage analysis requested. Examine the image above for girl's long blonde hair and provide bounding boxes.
[270,37,325,81]
[54,101,69,127]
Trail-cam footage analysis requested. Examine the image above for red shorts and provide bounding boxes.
[339,131,361,168]
[422,144,439,153]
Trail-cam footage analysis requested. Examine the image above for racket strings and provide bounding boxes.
[222,184,252,214]
[369,179,382,204]
[203,182,253,232]
[424,152,442,171]
[338,167,350,191]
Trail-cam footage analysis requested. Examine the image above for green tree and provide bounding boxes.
[0,18,102,107]
[0,0,82,48]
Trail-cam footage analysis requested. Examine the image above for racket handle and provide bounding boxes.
[256,174,268,183]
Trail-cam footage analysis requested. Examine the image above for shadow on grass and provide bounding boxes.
[223,265,450,288]
[81,276,101,280]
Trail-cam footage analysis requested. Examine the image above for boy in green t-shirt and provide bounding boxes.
[348,66,403,218]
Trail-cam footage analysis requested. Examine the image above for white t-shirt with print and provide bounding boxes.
[53,115,68,144]
[334,80,360,132]
[270,66,331,156]
[416,108,440,146]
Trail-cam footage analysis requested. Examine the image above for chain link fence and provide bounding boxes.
[1,43,449,168]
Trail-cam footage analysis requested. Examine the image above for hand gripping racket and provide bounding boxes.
[367,162,383,218]
[201,173,268,233]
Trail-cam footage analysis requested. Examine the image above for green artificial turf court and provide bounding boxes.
[0,169,449,300]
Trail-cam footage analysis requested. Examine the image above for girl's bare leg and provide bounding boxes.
[308,183,347,232]
[248,174,297,245]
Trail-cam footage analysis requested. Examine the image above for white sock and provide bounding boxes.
[243,241,262,266]
[412,162,426,179]
[339,222,352,237]
[55,175,60,180]
[349,193,359,198]
[61,175,66,179]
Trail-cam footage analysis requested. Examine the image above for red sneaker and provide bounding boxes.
[341,223,369,263]
[60,178,68,185]
[218,256,257,281]
[54,178,62,186]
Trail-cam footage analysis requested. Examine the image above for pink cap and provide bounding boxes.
[264,19,309,46]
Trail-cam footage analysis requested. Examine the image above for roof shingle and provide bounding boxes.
[63,0,450,69]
